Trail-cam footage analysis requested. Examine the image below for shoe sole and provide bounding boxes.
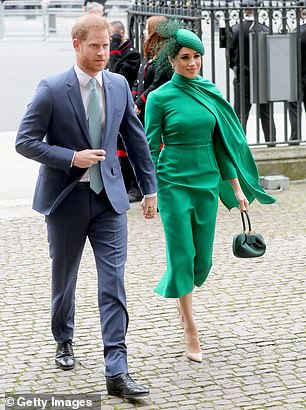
[55,361,75,371]
[108,391,149,398]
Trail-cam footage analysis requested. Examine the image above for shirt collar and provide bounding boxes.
[74,63,103,88]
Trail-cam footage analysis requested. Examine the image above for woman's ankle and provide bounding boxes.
[184,323,198,337]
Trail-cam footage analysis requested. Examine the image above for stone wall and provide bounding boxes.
[251,146,306,181]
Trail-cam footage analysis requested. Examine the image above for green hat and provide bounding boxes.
[152,20,205,76]
[175,29,205,56]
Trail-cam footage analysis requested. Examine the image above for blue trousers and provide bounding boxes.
[45,183,128,377]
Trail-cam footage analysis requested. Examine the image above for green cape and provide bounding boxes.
[171,73,276,209]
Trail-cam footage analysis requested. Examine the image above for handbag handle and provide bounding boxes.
[241,211,252,233]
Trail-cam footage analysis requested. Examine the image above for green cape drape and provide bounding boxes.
[171,73,276,209]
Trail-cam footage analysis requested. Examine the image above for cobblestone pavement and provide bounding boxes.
[0,181,305,409]
[0,23,305,410]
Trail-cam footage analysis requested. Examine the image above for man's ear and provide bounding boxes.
[73,38,80,51]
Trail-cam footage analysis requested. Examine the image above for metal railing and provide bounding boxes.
[128,0,306,146]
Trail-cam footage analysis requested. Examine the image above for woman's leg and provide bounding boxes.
[179,292,202,362]
[176,299,184,328]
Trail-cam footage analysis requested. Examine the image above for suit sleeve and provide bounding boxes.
[15,79,75,173]
[144,92,163,170]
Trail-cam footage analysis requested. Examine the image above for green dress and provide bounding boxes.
[145,73,275,299]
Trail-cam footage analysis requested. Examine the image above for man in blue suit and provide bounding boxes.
[15,14,157,398]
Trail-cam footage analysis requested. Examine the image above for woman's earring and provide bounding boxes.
[168,57,175,69]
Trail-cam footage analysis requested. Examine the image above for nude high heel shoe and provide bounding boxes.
[186,350,203,363]
[184,332,203,363]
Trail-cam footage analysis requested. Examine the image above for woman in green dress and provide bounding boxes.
[145,25,275,363]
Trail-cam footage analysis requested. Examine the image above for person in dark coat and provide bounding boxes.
[288,5,306,143]
[108,20,141,89]
[130,16,172,202]
[230,1,276,145]
[108,21,142,202]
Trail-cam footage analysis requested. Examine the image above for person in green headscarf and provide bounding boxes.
[145,21,275,364]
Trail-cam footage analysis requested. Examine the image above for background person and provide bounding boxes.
[145,22,275,363]
[107,20,142,202]
[130,15,172,201]
[288,3,306,143]
[229,0,276,145]
[132,15,172,125]
[84,1,105,16]
[83,0,106,10]
[15,14,157,399]
[108,20,141,89]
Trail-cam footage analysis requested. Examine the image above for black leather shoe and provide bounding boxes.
[55,340,75,370]
[106,373,149,398]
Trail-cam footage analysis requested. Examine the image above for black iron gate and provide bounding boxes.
[128,0,305,146]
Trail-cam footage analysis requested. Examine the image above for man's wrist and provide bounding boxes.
[144,193,157,198]
[71,151,76,167]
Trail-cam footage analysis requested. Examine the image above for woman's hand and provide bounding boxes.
[141,196,157,219]
[229,177,249,212]
[234,189,249,212]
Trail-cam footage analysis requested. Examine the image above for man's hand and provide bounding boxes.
[73,149,106,168]
[134,105,141,116]
[141,196,157,219]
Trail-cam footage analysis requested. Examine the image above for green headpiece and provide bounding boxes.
[175,29,205,56]
[153,20,205,76]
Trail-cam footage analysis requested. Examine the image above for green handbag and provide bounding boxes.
[232,211,266,258]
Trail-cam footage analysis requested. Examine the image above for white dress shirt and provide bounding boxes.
[74,63,105,182]
[73,64,156,198]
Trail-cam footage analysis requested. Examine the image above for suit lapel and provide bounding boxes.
[66,68,91,146]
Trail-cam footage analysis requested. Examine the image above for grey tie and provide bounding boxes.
[87,78,103,194]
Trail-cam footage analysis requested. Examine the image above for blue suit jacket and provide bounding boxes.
[16,67,157,215]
